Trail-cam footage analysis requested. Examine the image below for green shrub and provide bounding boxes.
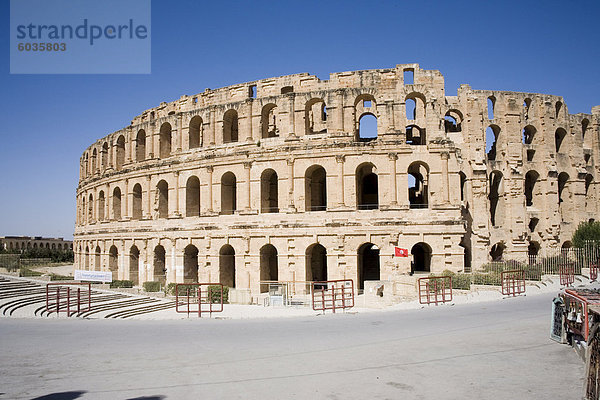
[50,274,74,281]
[143,281,161,292]
[19,267,42,277]
[165,283,229,303]
[110,280,134,288]
[572,221,600,248]
[472,271,502,286]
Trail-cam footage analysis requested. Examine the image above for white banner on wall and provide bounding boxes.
[74,270,112,283]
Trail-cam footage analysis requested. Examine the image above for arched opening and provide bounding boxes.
[305,98,327,134]
[490,242,505,261]
[156,180,169,219]
[358,243,380,290]
[109,245,118,280]
[306,243,327,282]
[136,129,146,162]
[411,242,432,273]
[529,217,539,232]
[444,110,463,133]
[408,162,429,208]
[261,104,278,138]
[185,176,200,217]
[524,98,532,118]
[88,193,94,222]
[405,98,416,120]
[583,119,590,141]
[132,183,143,220]
[555,128,567,153]
[585,174,593,207]
[220,172,237,215]
[189,116,202,149]
[358,113,377,141]
[115,135,125,171]
[219,244,235,288]
[459,172,467,202]
[153,245,166,286]
[129,245,139,285]
[562,241,572,250]
[524,170,540,207]
[403,68,414,85]
[85,246,90,269]
[487,96,496,120]
[305,165,326,211]
[528,242,540,263]
[489,171,504,227]
[112,187,122,220]
[223,109,239,143]
[485,125,500,160]
[94,246,101,271]
[260,244,278,293]
[98,191,105,221]
[558,172,570,204]
[555,101,562,118]
[91,148,97,173]
[260,169,278,213]
[101,142,108,170]
[356,163,378,210]
[159,123,172,158]
[406,125,426,145]
[183,245,199,283]
[522,125,536,145]
[558,172,570,220]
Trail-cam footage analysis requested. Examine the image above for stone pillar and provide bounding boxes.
[146,175,152,219]
[245,101,254,142]
[176,114,183,152]
[209,109,216,145]
[124,178,129,220]
[441,152,450,204]
[206,166,214,213]
[388,153,398,205]
[173,171,180,217]
[336,155,346,208]
[288,95,296,138]
[244,161,252,212]
[287,158,296,212]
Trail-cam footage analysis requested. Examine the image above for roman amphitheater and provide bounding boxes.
[73,64,599,301]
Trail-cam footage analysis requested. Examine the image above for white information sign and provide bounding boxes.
[74,270,112,283]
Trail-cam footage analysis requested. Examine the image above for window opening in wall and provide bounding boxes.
[490,243,505,261]
[305,166,327,211]
[485,126,499,160]
[358,243,380,289]
[358,114,377,141]
[555,128,566,153]
[582,119,589,140]
[522,125,535,145]
[584,153,591,165]
[526,149,535,162]
[524,98,531,119]
[356,164,379,210]
[249,85,257,98]
[281,86,293,94]
[193,97,198,104]
[555,101,562,118]
[529,218,539,232]
[405,98,416,120]
[487,96,495,120]
[259,244,278,293]
[406,125,425,145]
[403,69,414,85]
[459,172,467,202]
[219,245,236,288]
[363,100,371,108]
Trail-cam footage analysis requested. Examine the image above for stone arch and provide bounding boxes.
[115,135,125,171]
[354,94,377,140]
[153,245,166,286]
[223,109,239,143]
[101,142,109,170]
[261,103,278,138]
[189,116,203,149]
[488,171,504,227]
[219,244,235,288]
[305,98,327,134]
[88,193,94,222]
[524,170,540,207]
[260,244,278,292]
[98,191,105,221]
[305,165,327,211]
[94,245,101,271]
[358,242,380,290]
[91,148,97,173]
[132,183,143,220]
[183,244,199,283]
[136,129,146,162]
[522,125,536,145]
[260,169,279,213]
[358,113,377,141]
[85,246,90,269]
[408,161,429,208]
[356,163,378,210]
[555,101,562,118]
[220,172,237,215]
[406,92,426,120]
[444,109,462,133]
[159,122,172,158]
[485,125,500,160]
[109,245,118,280]
[555,128,567,153]
[112,187,122,220]
[129,245,139,285]
[528,241,540,261]
[487,96,496,120]
[459,171,467,202]
[490,242,505,261]
[156,180,169,219]
[411,242,432,273]
[185,176,201,217]
[306,243,327,282]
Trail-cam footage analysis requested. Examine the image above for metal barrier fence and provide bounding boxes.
[560,263,575,287]
[501,270,526,297]
[311,280,354,313]
[591,261,599,282]
[46,282,91,316]
[418,276,452,305]
[175,283,224,317]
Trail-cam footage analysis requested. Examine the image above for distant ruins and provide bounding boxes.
[73,64,598,298]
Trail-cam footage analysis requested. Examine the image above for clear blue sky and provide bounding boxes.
[1,0,599,240]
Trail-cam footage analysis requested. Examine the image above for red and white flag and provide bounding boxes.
[395,247,409,257]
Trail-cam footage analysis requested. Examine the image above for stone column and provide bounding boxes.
[245,101,254,142]
[124,178,129,220]
[441,152,450,204]
[146,175,152,219]
[388,153,398,206]
[244,161,252,212]
[209,109,216,145]
[287,158,296,212]
[176,114,183,152]
[173,171,180,217]
[336,155,346,208]
[206,166,214,213]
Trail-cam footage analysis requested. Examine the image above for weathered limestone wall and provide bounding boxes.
[73,64,599,297]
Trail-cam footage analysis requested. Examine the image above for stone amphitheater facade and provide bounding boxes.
[74,64,599,299]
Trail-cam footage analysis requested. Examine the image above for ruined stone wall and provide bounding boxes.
[73,64,599,296]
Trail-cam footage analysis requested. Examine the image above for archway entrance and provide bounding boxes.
[260,244,278,293]
[306,244,327,282]
[184,245,199,283]
[411,243,431,273]
[219,245,235,288]
[129,245,139,285]
[154,245,166,286]
[358,243,380,290]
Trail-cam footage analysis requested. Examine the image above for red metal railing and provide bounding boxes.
[175,283,224,317]
[311,280,354,313]
[559,263,575,286]
[561,289,600,341]
[418,276,452,305]
[590,261,599,282]
[46,282,92,316]
[501,269,526,297]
